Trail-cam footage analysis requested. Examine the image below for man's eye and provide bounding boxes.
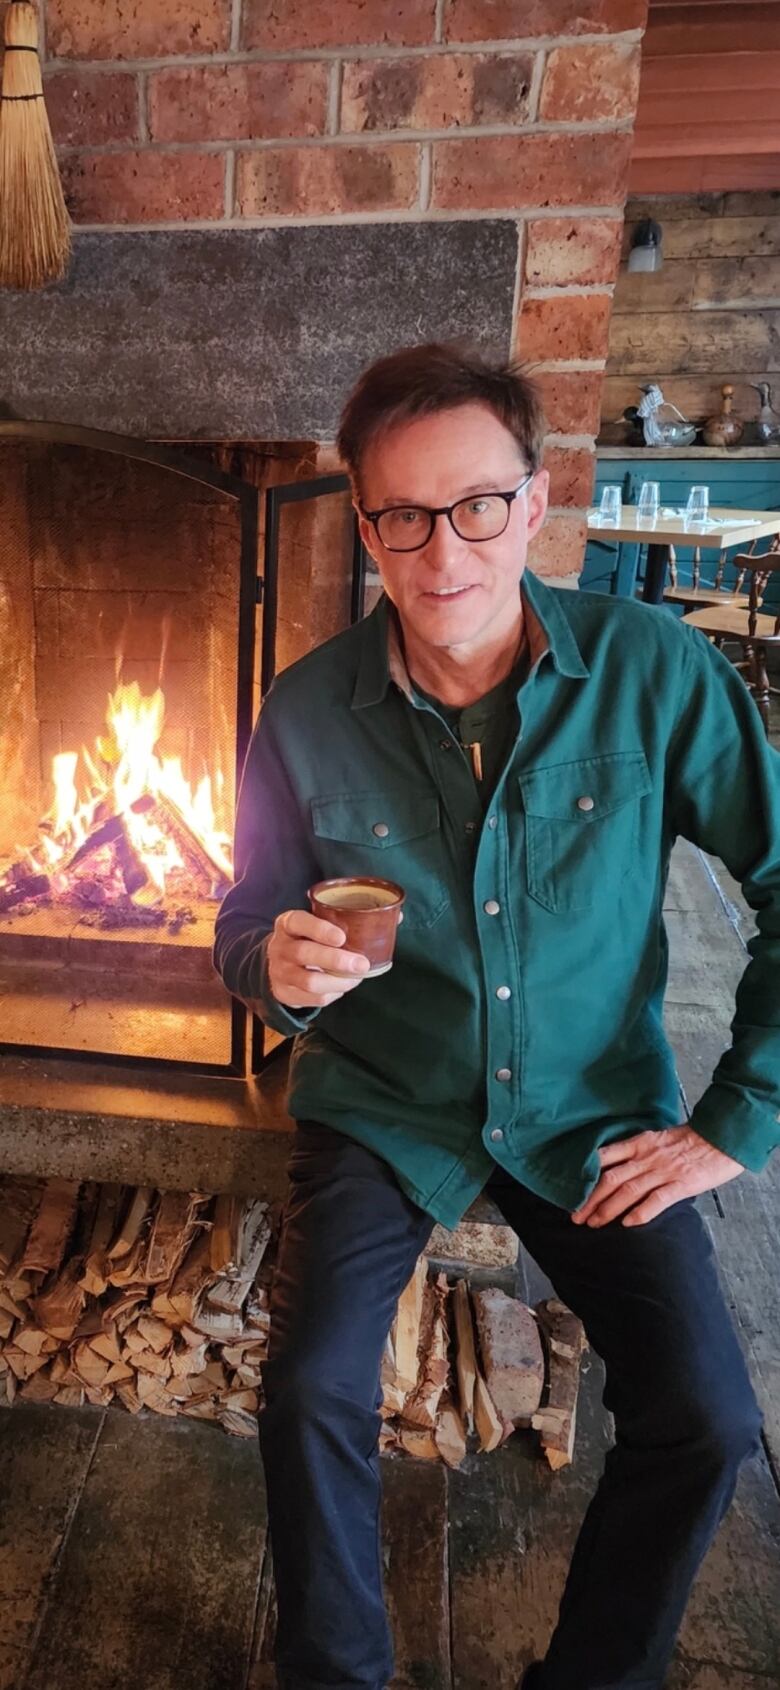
[467,498,490,514]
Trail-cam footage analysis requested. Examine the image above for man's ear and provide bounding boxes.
[356,504,382,568]
[526,469,550,542]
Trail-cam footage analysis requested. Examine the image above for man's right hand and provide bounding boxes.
[266,908,371,1009]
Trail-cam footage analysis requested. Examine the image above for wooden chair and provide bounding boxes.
[682,550,780,735]
[662,544,749,612]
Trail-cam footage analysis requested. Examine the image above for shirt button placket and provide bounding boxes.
[479,866,516,1150]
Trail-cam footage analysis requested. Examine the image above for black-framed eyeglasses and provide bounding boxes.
[361,473,535,553]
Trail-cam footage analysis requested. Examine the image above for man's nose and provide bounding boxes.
[421,512,468,570]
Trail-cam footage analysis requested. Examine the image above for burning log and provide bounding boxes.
[65,813,134,871]
[136,792,231,898]
[64,811,150,898]
[0,872,51,912]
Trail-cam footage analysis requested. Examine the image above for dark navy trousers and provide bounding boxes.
[258,1123,762,1690]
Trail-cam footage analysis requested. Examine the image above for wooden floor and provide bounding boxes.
[1,842,779,1690]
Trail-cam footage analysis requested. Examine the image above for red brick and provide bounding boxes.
[242,0,435,51]
[539,42,640,122]
[236,142,420,217]
[544,444,595,505]
[517,292,613,361]
[149,62,328,144]
[341,51,534,132]
[533,370,603,435]
[444,0,647,42]
[528,512,588,576]
[45,71,138,146]
[47,0,231,59]
[432,130,632,210]
[525,216,622,286]
[60,150,226,223]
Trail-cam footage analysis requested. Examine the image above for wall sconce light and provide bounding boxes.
[627,218,663,273]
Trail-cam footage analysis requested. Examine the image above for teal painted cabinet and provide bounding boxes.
[582,455,780,602]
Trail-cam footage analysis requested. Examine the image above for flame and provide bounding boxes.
[32,679,232,897]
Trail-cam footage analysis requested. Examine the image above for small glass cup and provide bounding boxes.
[637,481,660,524]
[685,485,710,525]
[598,484,622,525]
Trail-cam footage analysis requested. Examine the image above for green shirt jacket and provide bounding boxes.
[213,571,780,1227]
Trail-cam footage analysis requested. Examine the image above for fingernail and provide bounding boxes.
[353,957,370,972]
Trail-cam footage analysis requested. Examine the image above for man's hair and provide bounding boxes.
[336,342,546,496]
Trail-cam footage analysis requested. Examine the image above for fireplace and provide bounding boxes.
[0,422,365,1080]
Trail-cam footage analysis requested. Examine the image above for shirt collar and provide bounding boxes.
[351,569,589,711]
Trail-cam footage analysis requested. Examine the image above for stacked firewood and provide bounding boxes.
[0,1176,587,1465]
[379,1260,587,1471]
[0,1177,273,1437]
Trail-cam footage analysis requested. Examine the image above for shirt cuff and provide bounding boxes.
[689,1081,780,1174]
[247,933,321,1038]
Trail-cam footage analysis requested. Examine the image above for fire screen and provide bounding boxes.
[0,423,260,1075]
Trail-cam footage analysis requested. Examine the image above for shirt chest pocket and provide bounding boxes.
[518,752,652,914]
[310,789,450,930]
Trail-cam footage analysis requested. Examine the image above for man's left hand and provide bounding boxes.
[571,1125,744,1228]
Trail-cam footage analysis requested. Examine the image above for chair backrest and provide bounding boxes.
[732,548,780,639]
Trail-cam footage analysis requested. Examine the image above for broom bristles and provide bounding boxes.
[0,0,72,289]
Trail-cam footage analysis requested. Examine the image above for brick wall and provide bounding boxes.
[12,0,649,579]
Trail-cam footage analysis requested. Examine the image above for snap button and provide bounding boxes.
[465,821,477,834]
[483,899,500,916]
[372,822,389,838]
[577,795,595,813]
[490,1127,504,1143]
[487,815,498,829]
[496,986,512,1001]
[495,1067,512,1082]
[439,739,452,751]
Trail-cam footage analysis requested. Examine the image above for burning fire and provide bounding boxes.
[1,679,233,922]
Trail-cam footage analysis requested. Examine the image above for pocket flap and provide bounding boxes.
[311,789,440,847]
[519,752,651,823]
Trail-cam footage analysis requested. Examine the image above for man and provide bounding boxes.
[214,344,778,1690]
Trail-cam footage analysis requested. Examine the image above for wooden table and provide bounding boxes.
[586,506,780,603]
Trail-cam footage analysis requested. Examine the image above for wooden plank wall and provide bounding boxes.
[631,0,780,194]
[602,192,780,427]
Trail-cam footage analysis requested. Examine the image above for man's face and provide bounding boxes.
[356,401,549,657]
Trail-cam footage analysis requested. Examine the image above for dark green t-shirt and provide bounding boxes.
[415,656,527,809]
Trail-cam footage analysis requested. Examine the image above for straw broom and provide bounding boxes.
[0,0,71,289]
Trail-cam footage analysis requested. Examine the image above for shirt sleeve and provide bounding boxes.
[668,626,780,1171]
[213,689,323,1039]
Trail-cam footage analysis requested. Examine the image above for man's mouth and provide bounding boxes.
[423,585,474,599]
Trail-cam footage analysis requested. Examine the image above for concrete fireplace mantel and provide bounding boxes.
[0,221,517,440]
